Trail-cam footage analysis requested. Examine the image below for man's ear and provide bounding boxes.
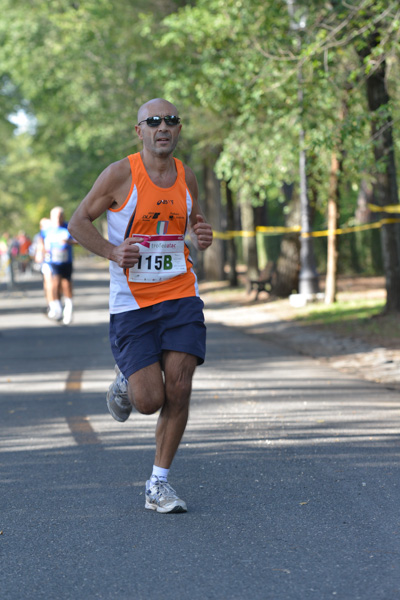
[135,125,143,140]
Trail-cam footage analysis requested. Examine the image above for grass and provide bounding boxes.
[293,297,400,347]
[294,297,385,325]
[200,278,400,348]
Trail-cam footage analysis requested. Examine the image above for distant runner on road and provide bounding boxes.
[44,207,75,325]
[68,98,213,513]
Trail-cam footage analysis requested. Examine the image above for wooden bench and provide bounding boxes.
[247,261,276,300]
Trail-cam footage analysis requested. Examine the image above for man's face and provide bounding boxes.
[135,101,182,158]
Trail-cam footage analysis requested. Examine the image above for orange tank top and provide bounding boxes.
[112,152,198,309]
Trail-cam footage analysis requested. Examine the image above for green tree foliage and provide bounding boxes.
[157,0,399,211]
[157,0,300,202]
[0,0,399,299]
[0,133,65,237]
[0,0,184,230]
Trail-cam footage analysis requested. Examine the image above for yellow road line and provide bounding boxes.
[65,370,100,445]
[66,370,83,391]
[66,416,100,445]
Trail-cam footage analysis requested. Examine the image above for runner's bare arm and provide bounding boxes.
[184,166,213,251]
[68,159,142,268]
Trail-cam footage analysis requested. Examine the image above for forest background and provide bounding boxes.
[1,0,400,311]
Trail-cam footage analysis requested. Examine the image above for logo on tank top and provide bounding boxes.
[168,212,184,221]
[142,212,160,221]
[156,221,169,234]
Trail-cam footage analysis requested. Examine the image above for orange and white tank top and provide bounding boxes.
[107,152,199,313]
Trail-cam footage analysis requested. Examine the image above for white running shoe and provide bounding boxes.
[47,307,63,321]
[145,476,187,513]
[62,303,73,325]
[106,365,132,422]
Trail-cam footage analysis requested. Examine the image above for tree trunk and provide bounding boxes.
[325,151,340,304]
[273,234,301,297]
[357,32,400,312]
[325,94,348,304]
[202,157,224,281]
[273,183,300,297]
[226,183,238,287]
[240,196,258,284]
[253,201,269,271]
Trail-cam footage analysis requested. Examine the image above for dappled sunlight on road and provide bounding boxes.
[1,361,399,464]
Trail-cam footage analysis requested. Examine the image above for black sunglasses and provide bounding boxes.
[138,115,181,127]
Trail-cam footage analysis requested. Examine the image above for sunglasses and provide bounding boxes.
[137,115,181,127]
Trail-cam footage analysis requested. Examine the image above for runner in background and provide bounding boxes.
[16,232,32,273]
[44,207,75,325]
[0,233,10,283]
[32,218,52,312]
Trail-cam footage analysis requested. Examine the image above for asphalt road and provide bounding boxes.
[1,260,399,600]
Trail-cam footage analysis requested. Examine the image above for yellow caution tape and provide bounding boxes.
[257,226,301,234]
[213,217,400,240]
[213,226,300,239]
[301,218,400,238]
[368,203,400,214]
[213,230,256,240]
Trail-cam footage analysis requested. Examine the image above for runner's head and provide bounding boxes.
[50,206,65,227]
[135,98,182,158]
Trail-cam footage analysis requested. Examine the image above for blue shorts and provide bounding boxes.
[49,262,73,280]
[109,297,206,378]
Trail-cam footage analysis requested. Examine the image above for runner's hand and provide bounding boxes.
[192,215,213,250]
[112,237,144,268]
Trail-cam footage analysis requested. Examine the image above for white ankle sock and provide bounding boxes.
[152,465,169,482]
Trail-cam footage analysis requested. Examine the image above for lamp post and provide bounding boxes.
[287,0,320,296]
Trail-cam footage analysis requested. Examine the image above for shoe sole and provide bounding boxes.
[145,501,187,514]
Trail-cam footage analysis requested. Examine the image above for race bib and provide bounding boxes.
[51,248,69,263]
[128,234,187,283]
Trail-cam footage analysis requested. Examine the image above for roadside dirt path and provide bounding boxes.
[200,277,400,392]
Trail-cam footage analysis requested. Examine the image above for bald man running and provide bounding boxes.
[68,98,213,513]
